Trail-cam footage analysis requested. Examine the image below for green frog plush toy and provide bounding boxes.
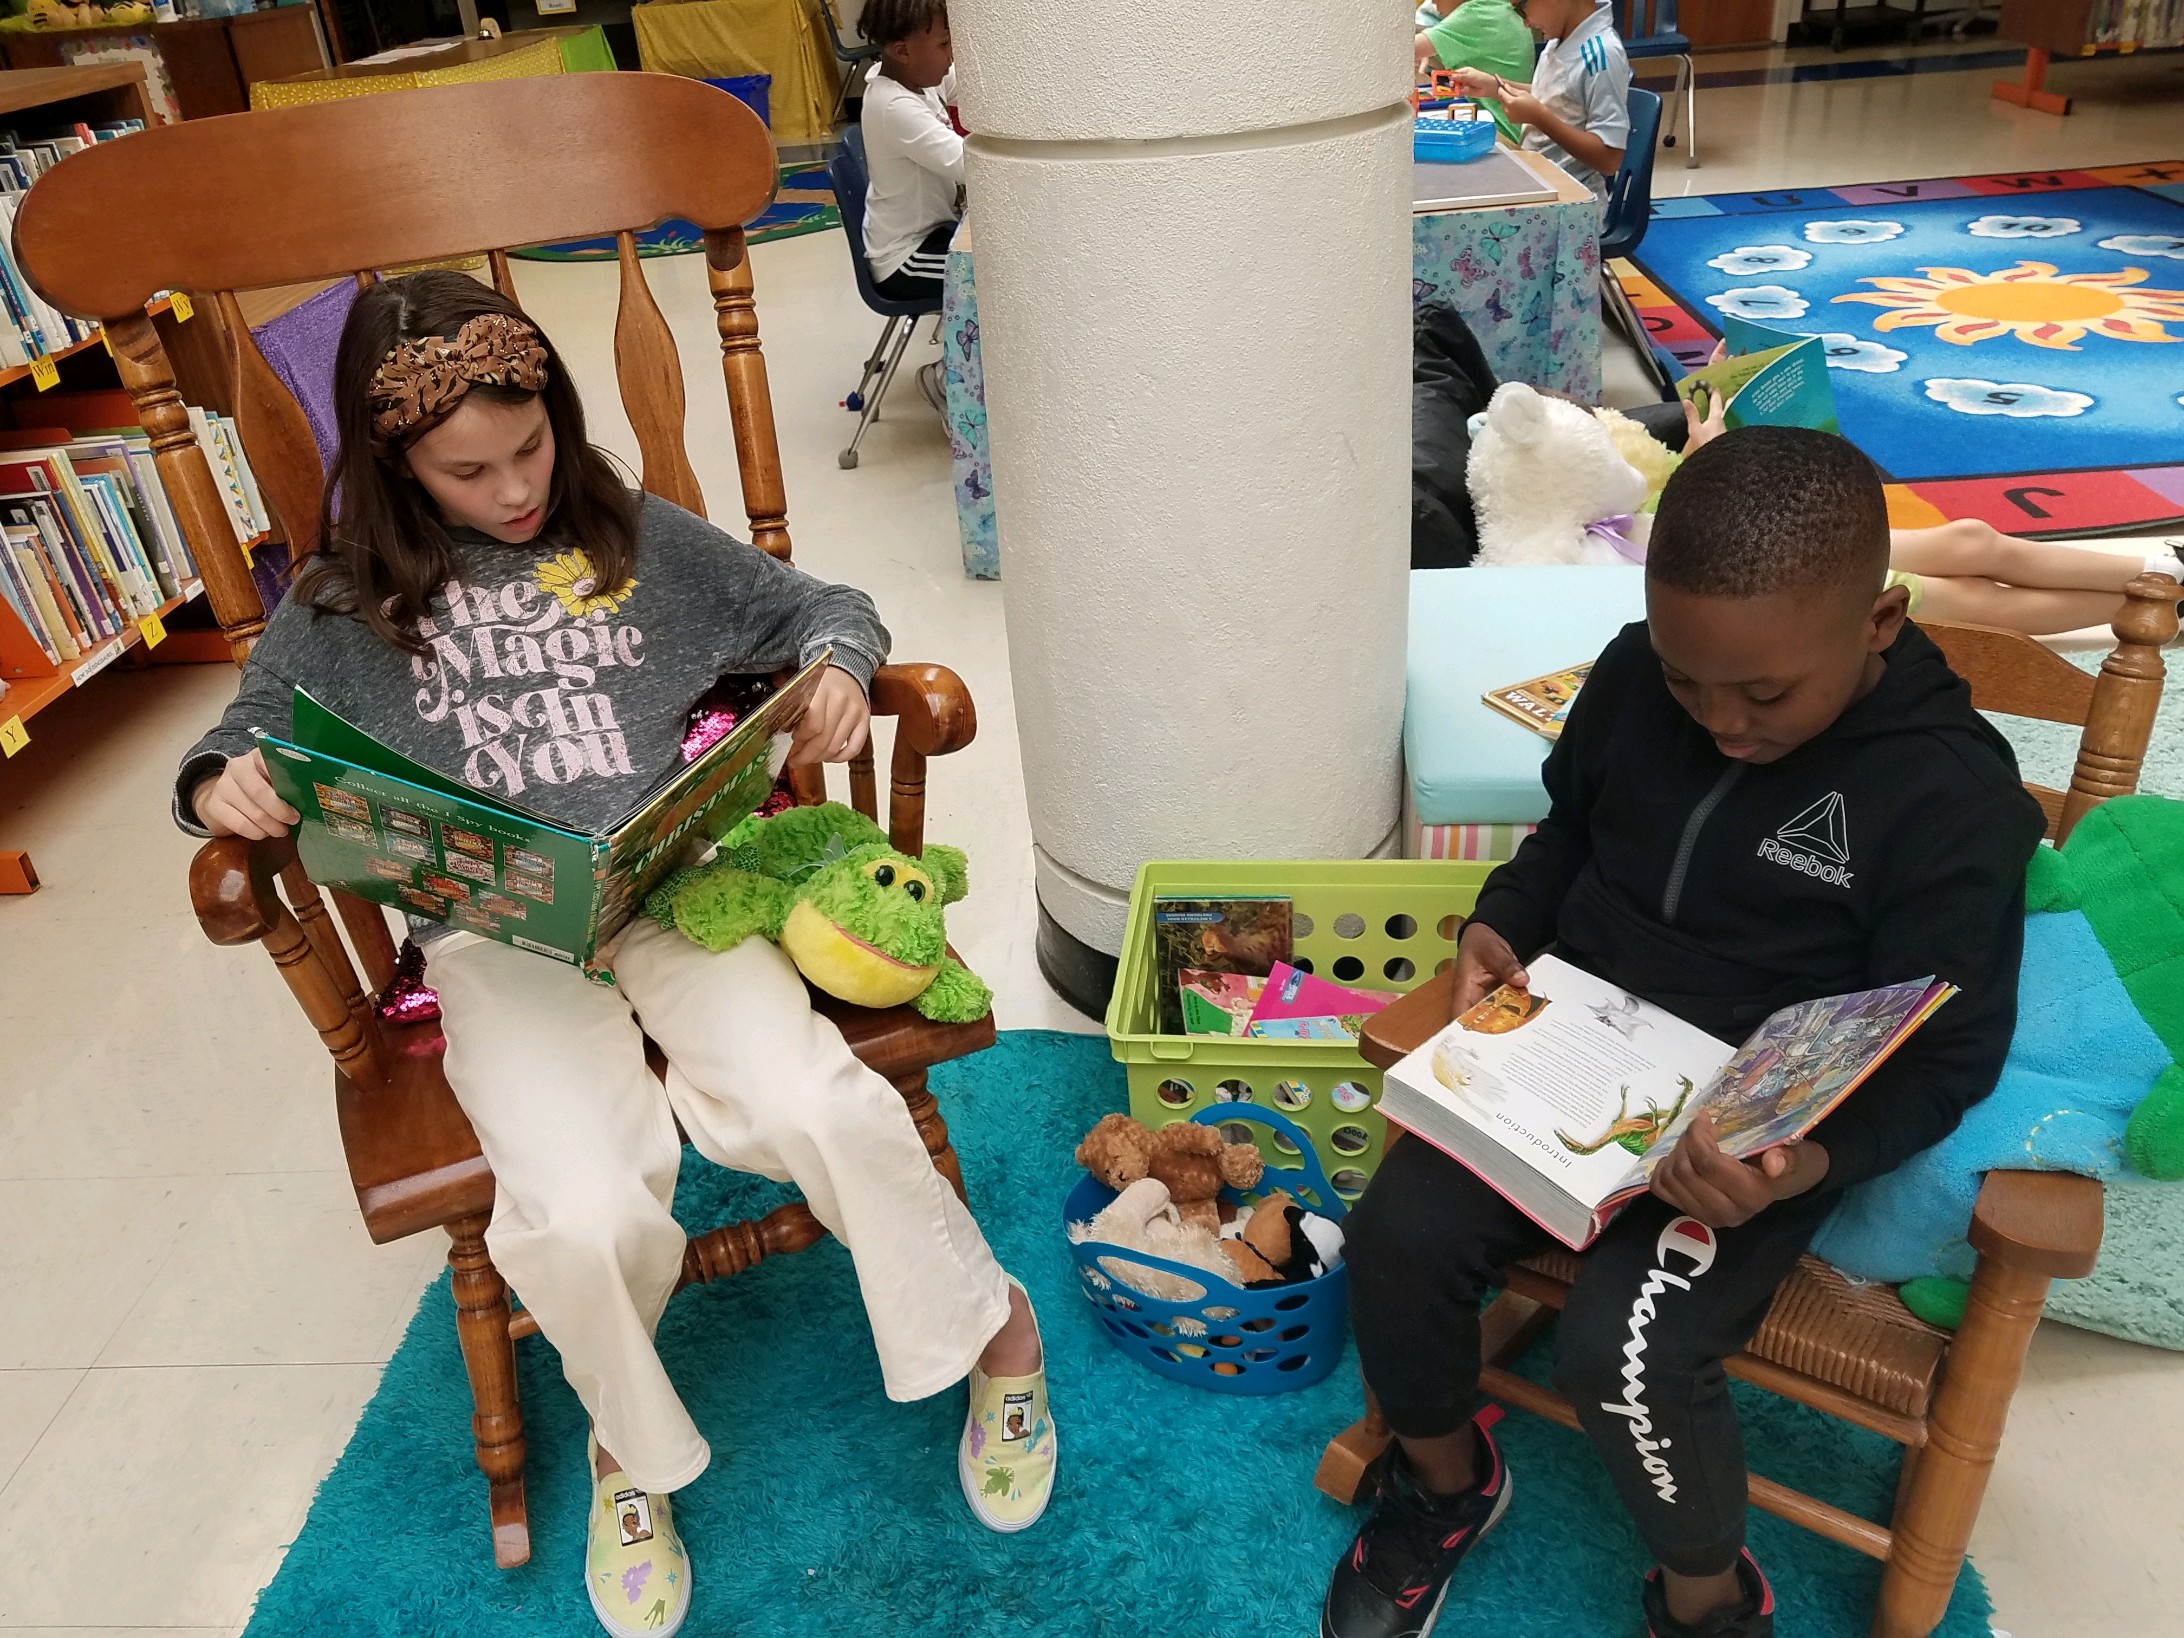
[643,802,993,1023]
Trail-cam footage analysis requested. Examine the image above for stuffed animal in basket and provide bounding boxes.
[643,801,992,1022]
[1074,1113,1264,1234]
[1467,382,1654,566]
[1814,794,2184,1345]
[1070,1177,1344,1300]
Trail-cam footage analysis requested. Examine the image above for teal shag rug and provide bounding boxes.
[242,1031,1992,1637]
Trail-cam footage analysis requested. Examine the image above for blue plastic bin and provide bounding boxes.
[1413,114,1495,162]
[1063,1105,1350,1395]
[704,74,773,129]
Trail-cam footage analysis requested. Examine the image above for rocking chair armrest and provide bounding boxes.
[1359,971,1461,1070]
[870,663,977,759]
[1969,1169,2104,1280]
[189,832,299,946]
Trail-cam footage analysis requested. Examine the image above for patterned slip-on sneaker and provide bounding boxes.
[586,1433,692,1638]
[958,1283,1057,1532]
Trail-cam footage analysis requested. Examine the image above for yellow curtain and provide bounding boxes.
[632,0,842,146]
[250,34,570,109]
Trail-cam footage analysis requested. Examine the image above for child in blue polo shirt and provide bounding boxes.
[1453,0,1631,204]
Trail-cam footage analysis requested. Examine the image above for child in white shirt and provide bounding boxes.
[858,0,961,302]
[1454,0,1632,205]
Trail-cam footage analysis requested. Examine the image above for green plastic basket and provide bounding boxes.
[1104,859,1496,1202]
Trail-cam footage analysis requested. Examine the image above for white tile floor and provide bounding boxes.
[2,40,2182,1637]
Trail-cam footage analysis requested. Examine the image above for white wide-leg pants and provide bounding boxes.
[431,917,1013,1492]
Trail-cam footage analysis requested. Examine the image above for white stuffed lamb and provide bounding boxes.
[1468,382,1653,566]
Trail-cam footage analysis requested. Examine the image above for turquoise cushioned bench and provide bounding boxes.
[1406,565,1645,827]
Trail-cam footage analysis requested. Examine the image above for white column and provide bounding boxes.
[953,1,1415,965]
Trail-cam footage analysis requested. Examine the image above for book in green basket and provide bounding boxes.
[256,654,830,969]
[1151,895,1292,1035]
[1378,953,1953,1249]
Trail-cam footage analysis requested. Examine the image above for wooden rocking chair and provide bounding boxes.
[14,74,996,1568]
[1316,583,2179,1638]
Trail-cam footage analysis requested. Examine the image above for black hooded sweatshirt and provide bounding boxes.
[1467,618,2046,1193]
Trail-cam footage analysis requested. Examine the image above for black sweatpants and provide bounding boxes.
[871,221,956,303]
[1346,1134,1836,1576]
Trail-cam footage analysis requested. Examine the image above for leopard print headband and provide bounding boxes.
[367,312,550,454]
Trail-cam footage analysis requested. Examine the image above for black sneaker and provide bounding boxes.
[1320,1417,1512,1638]
[1642,1549,1775,1638]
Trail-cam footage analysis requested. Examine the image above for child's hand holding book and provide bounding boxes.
[785,665,872,767]
[1450,918,1531,1020]
[1647,1111,1830,1229]
[194,747,300,840]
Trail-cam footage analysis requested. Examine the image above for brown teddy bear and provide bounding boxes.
[1074,1112,1264,1233]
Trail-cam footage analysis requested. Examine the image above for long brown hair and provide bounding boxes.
[294,270,639,652]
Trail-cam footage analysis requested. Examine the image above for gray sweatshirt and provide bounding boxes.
[173,493,889,846]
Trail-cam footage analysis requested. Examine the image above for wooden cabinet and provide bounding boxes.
[0,8,328,120]
[1679,0,1781,46]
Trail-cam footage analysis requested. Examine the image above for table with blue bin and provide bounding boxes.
[940,143,1601,579]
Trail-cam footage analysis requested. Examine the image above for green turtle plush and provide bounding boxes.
[644,802,992,1023]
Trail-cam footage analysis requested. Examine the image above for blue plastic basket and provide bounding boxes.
[704,74,773,129]
[1413,114,1496,163]
[1063,1105,1350,1395]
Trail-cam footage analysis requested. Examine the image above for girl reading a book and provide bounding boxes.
[172,271,1054,1637]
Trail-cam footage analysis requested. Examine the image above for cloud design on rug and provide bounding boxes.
[1804,219,1906,244]
[1705,285,1810,320]
[1966,214,2082,238]
[1817,333,1907,373]
[2099,233,2184,260]
[1923,378,2094,419]
[1706,245,1813,275]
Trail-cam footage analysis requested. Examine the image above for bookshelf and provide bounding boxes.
[0,64,268,895]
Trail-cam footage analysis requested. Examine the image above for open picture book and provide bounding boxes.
[257,654,829,969]
[1380,954,1955,1248]
[1676,314,1839,435]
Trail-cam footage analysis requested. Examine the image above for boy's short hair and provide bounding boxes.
[858,0,946,47]
[1649,426,1889,601]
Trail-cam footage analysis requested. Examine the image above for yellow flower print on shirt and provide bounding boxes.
[534,550,638,619]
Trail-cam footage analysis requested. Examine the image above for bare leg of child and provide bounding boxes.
[976,1279,1043,1375]
[1890,519,2150,593]
[1912,577,2136,637]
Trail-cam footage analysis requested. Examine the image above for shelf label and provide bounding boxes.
[28,354,58,391]
[139,611,166,648]
[72,637,123,685]
[0,715,25,757]
[240,537,255,567]
[168,291,194,323]
[100,325,113,356]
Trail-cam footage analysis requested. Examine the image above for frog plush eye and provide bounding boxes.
[906,879,926,902]
[872,863,895,887]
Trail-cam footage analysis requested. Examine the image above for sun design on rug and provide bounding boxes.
[1831,261,2184,351]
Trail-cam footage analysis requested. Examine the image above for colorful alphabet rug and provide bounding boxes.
[509,162,839,262]
[1620,160,2184,537]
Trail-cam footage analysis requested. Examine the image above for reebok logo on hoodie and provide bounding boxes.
[1757,792,1853,888]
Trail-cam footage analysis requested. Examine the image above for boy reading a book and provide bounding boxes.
[1322,428,2044,1638]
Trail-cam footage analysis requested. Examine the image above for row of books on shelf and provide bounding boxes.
[0,120,151,371]
[0,411,271,669]
[2088,0,2184,44]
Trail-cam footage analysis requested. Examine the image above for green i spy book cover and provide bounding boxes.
[256,653,829,969]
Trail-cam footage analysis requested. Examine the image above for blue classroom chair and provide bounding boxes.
[1598,87,1679,395]
[1616,0,1698,168]
[828,125,944,470]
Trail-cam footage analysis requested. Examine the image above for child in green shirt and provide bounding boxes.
[1414,0,1537,143]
